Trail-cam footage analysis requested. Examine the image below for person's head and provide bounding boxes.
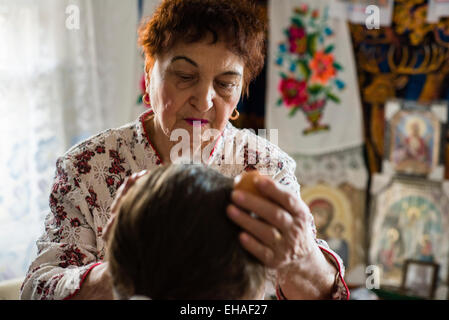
[411,122,420,137]
[332,222,345,238]
[137,0,267,143]
[106,164,266,299]
[309,199,334,235]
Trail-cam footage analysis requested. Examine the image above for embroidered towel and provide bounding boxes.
[266,0,363,155]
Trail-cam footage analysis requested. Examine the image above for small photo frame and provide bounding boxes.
[383,100,447,180]
[401,259,439,299]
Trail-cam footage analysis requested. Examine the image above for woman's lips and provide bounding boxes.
[185,118,209,127]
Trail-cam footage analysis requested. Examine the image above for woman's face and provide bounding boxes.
[147,34,244,147]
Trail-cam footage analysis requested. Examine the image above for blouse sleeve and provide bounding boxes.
[273,155,350,300]
[20,157,101,300]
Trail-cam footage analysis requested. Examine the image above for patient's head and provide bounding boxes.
[107,164,266,299]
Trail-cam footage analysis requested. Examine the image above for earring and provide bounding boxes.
[142,92,151,106]
[229,108,240,120]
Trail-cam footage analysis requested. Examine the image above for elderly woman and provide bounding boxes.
[20,0,349,300]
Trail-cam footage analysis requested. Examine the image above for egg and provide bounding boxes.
[233,170,264,197]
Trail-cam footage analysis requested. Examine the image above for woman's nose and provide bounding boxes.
[191,82,215,112]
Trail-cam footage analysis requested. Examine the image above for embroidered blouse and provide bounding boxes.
[20,110,349,300]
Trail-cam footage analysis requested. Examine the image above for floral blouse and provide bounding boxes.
[20,110,349,300]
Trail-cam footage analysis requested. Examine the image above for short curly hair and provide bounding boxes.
[137,0,267,97]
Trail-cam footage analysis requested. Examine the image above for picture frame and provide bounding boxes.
[383,99,447,180]
[401,259,439,299]
[369,174,449,290]
[301,182,366,276]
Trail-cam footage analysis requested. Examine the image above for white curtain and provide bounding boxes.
[0,0,140,280]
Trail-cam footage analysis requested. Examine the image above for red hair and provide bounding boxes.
[137,0,267,97]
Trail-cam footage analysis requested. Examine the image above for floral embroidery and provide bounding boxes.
[58,244,87,268]
[309,50,336,85]
[95,145,105,154]
[74,150,95,175]
[85,188,100,215]
[52,206,68,228]
[105,149,126,196]
[70,218,81,227]
[279,78,308,107]
[275,4,345,135]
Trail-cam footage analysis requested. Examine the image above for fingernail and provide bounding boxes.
[228,205,239,217]
[240,232,249,242]
[232,190,244,202]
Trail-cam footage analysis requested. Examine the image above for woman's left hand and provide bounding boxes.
[226,175,317,270]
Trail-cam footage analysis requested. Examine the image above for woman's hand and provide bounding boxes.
[226,175,336,299]
[227,175,316,269]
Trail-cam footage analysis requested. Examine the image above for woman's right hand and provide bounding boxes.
[71,170,148,300]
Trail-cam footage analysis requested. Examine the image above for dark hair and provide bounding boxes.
[137,0,267,97]
[107,164,266,299]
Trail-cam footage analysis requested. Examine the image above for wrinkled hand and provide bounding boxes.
[227,175,316,270]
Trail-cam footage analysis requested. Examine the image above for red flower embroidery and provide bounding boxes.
[95,146,106,154]
[50,194,58,207]
[70,218,81,227]
[106,176,115,186]
[74,150,95,175]
[279,77,308,107]
[109,162,125,175]
[108,150,125,174]
[85,188,99,209]
[36,280,49,298]
[75,160,91,175]
[58,244,86,268]
[288,25,307,55]
[75,150,95,162]
[54,206,67,226]
[59,184,71,196]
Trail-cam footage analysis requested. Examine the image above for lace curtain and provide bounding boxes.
[0,0,141,281]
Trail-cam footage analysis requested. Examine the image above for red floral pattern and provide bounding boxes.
[58,244,87,268]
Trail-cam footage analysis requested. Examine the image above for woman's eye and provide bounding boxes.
[216,81,235,89]
[176,73,194,81]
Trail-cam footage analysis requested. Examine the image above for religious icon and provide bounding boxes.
[308,198,334,241]
[369,175,449,290]
[302,183,365,274]
[384,100,447,179]
[391,112,438,174]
